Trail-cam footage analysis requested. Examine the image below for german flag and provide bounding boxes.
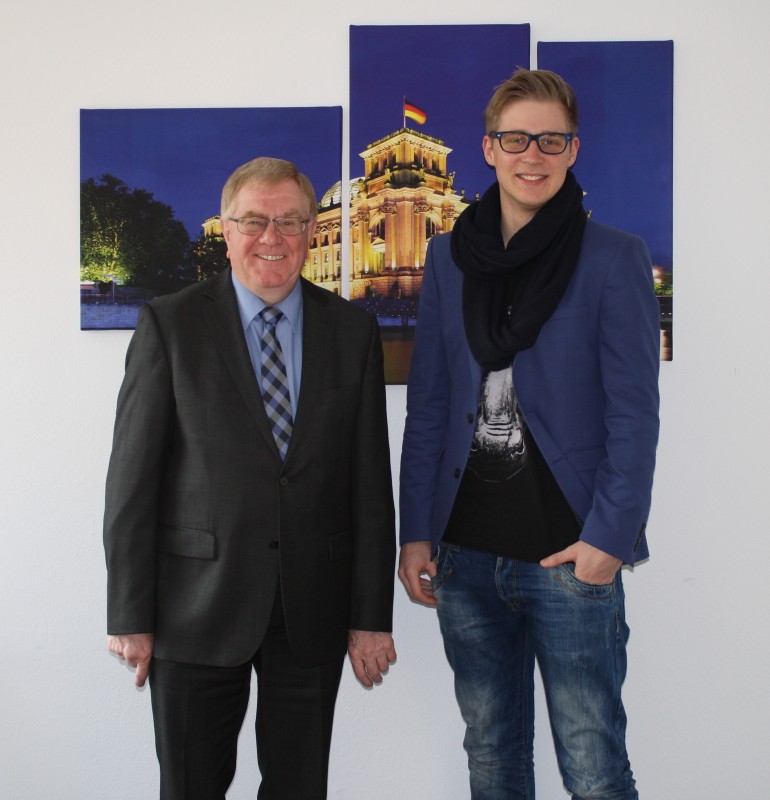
[404,99,427,125]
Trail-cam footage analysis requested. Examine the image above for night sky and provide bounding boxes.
[350,24,531,203]
[80,107,342,239]
[81,34,672,273]
[539,40,674,271]
[349,27,672,271]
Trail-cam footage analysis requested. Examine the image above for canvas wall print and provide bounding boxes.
[349,24,531,383]
[538,40,674,359]
[80,106,342,330]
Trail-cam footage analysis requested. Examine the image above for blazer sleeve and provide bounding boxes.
[579,233,661,563]
[348,317,397,632]
[103,303,173,634]
[399,238,452,546]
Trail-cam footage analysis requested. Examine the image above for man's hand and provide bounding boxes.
[398,541,437,607]
[107,633,155,687]
[540,540,622,585]
[347,630,397,688]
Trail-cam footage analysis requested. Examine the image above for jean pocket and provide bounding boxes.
[554,562,615,597]
[430,542,456,592]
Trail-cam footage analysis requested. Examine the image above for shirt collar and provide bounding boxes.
[230,270,303,333]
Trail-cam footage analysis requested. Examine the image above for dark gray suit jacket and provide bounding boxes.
[104,269,395,668]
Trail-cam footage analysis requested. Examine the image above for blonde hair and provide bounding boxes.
[484,68,579,134]
[220,157,317,220]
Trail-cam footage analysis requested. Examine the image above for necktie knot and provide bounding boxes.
[260,306,283,328]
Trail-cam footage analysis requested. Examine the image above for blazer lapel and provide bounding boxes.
[201,269,278,455]
[286,280,332,461]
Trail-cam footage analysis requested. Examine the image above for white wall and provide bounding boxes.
[2,1,769,797]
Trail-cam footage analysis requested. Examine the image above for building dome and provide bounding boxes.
[318,178,363,209]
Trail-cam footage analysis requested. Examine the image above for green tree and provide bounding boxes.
[189,232,229,282]
[654,270,673,297]
[80,175,133,284]
[80,174,191,292]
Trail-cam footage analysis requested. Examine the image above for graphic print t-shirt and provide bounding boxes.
[443,367,581,562]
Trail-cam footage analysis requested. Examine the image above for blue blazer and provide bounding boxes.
[399,221,660,565]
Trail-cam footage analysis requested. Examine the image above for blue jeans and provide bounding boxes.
[433,543,637,800]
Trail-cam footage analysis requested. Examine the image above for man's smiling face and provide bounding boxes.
[222,178,316,303]
[482,98,579,237]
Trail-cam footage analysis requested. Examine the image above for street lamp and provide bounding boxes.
[105,273,116,304]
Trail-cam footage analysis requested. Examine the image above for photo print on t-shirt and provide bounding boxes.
[466,368,528,482]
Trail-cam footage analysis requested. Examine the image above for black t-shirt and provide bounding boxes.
[443,367,581,562]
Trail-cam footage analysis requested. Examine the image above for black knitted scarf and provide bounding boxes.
[450,171,587,371]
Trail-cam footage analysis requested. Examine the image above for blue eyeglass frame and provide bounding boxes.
[489,131,574,154]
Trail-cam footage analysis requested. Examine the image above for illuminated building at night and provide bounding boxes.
[309,126,470,300]
[199,127,470,303]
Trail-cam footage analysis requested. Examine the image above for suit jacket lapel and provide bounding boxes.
[201,269,278,455]
[287,279,332,460]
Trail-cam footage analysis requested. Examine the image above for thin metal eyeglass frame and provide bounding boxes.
[227,216,309,236]
[489,131,574,155]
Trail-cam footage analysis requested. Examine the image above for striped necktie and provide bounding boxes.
[258,307,293,459]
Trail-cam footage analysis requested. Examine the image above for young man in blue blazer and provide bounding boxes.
[399,69,660,799]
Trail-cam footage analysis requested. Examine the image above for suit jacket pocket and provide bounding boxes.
[158,525,217,560]
[329,530,352,561]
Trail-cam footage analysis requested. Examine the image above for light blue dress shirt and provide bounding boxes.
[231,272,303,419]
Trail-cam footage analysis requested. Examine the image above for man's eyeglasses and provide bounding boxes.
[489,131,574,155]
[228,216,309,236]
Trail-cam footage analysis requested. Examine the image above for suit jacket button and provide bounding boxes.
[454,468,461,478]
[269,539,279,549]
[279,477,289,486]
[467,413,474,424]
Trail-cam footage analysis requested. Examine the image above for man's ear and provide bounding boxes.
[567,136,580,168]
[482,135,496,167]
[221,218,232,258]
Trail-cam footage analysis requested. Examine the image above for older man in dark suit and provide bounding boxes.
[104,157,396,800]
